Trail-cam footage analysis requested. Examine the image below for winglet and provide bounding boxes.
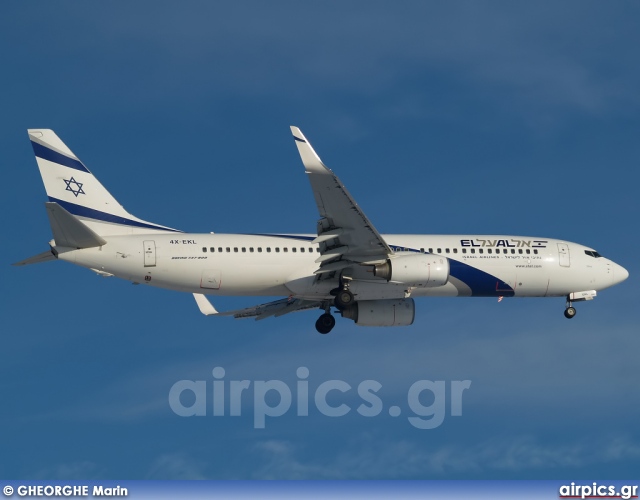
[290,126,328,174]
[193,293,219,316]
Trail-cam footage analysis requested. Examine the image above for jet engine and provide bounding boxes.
[373,253,449,287]
[341,298,415,327]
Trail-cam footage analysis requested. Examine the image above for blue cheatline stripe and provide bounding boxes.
[48,197,182,233]
[293,136,306,142]
[246,233,315,241]
[449,259,514,297]
[31,141,90,173]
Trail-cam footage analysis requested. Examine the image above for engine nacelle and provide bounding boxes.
[341,299,415,327]
[373,253,449,287]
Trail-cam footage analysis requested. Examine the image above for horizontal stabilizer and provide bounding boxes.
[46,202,107,248]
[12,250,57,266]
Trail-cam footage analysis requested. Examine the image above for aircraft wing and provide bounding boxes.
[290,126,392,275]
[193,294,323,321]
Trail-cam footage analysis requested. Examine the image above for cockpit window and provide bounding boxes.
[584,250,603,258]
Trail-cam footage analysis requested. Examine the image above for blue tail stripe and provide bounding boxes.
[48,197,181,233]
[31,141,90,173]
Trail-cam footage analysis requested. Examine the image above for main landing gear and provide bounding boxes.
[316,280,355,333]
[564,295,577,319]
[331,277,355,311]
[315,278,355,334]
[333,288,355,310]
[315,312,336,334]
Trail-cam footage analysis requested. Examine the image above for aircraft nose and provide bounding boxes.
[612,262,629,285]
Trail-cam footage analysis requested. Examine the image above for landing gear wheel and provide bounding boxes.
[564,306,577,319]
[315,313,336,334]
[334,289,355,310]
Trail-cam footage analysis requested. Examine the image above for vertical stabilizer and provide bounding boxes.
[28,129,179,236]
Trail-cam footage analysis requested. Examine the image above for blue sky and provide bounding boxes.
[1,1,639,480]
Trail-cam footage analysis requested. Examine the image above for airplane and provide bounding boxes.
[15,127,629,334]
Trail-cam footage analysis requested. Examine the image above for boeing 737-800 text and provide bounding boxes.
[15,127,628,333]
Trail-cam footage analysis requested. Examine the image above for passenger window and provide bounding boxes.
[511,249,515,254]
[258,247,262,252]
[275,248,280,252]
[202,247,207,252]
[479,249,483,254]
[471,248,475,254]
[292,247,297,253]
[526,249,530,254]
[284,248,288,252]
[420,248,425,253]
[300,248,305,253]
[534,249,538,254]
[234,247,238,252]
[210,247,215,252]
[218,247,223,253]
[488,249,492,254]
[453,248,458,254]
[309,248,314,252]
[437,248,442,253]
[242,247,246,252]
[267,247,271,253]
[250,247,254,252]
[462,249,467,254]
[428,248,433,253]
[226,247,230,252]
[518,249,523,254]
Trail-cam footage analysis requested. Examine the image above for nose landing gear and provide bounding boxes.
[564,296,577,319]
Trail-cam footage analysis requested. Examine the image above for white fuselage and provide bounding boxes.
[56,233,624,301]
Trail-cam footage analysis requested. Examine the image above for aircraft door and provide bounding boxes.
[557,243,570,267]
[143,240,156,267]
